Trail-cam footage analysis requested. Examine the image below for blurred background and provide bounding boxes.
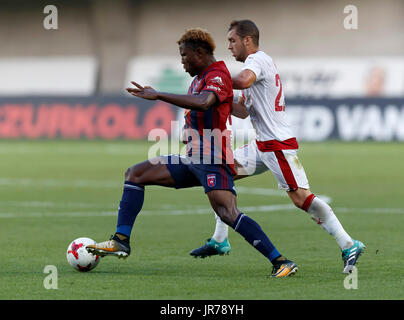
[0,0,403,141]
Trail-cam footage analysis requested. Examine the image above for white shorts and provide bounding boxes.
[233,140,310,191]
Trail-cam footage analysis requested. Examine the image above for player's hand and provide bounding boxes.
[126,81,158,100]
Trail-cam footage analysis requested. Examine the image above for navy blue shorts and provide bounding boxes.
[163,155,236,196]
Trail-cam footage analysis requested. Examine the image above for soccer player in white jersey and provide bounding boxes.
[190,20,365,274]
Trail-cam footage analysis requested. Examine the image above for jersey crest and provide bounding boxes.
[207,174,216,187]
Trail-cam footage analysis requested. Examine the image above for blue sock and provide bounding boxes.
[116,181,145,238]
[232,213,281,264]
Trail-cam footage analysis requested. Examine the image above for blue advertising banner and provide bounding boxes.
[0,97,403,141]
[285,98,404,141]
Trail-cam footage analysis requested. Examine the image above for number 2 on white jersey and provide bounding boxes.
[274,74,285,111]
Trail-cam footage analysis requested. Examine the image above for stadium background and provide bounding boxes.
[1,0,404,141]
[1,0,404,302]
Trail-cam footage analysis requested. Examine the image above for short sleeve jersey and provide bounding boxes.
[241,51,295,142]
[184,61,235,174]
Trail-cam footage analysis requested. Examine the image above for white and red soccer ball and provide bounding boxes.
[66,237,100,272]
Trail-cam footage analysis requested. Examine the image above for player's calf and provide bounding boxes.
[207,190,239,226]
[287,188,312,209]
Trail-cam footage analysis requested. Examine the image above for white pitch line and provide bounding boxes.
[236,186,331,203]
[0,178,295,197]
[236,186,285,196]
[0,177,331,202]
[0,144,140,155]
[0,206,289,219]
[1,201,112,209]
[0,205,403,219]
[334,207,404,214]
[0,178,121,188]
[0,204,294,219]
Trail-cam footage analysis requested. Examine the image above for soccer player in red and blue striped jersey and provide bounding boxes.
[183,52,235,173]
[86,27,297,278]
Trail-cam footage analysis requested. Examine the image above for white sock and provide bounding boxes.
[305,195,353,250]
[211,213,228,243]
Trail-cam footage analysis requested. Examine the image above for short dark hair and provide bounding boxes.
[177,28,216,54]
[228,20,259,46]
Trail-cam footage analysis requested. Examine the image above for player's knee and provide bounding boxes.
[124,167,131,179]
[125,164,144,184]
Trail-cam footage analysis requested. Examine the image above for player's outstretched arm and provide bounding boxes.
[231,96,249,119]
[126,81,217,112]
[232,69,256,90]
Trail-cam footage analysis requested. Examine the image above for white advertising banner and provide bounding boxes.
[125,56,404,98]
[0,57,98,96]
[275,57,404,98]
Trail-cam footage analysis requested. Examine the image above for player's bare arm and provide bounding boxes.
[231,96,249,119]
[127,81,217,111]
[231,69,256,90]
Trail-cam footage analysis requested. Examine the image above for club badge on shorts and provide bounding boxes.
[207,174,216,187]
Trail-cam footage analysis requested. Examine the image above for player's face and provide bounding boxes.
[227,28,247,62]
[179,44,199,77]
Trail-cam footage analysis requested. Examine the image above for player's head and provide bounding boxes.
[177,28,216,77]
[227,20,259,62]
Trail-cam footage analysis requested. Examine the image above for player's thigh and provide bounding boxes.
[126,157,176,187]
[163,155,202,189]
[206,189,240,225]
[260,149,309,191]
[233,141,268,177]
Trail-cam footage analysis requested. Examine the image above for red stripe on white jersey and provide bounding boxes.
[274,150,298,191]
[256,137,298,152]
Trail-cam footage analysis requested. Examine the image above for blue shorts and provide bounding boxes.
[164,155,236,196]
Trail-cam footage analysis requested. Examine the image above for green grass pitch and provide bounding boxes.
[0,140,403,300]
